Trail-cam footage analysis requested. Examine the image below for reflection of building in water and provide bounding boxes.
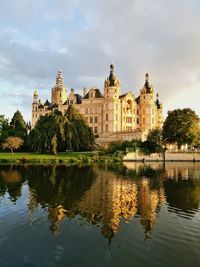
[137,179,164,233]
[77,168,138,237]
[48,205,66,236]
[39,167,165,238]
[165,162,200,181]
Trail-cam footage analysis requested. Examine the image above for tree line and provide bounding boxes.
[0,107,199,154]
[0,105,95,154]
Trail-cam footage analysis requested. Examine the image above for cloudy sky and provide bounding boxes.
[0,0,199,121]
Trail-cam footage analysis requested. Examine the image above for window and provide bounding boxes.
[94,117,98,123]
[143,118,145,124]
[94,127,98,134]
[85,108,88,114]
[90,117,93,123]
[143,109,145,115]
[70,100,73,105]
[106,125,108,132]
[137,118,139,124]
[106,114,108,121]
[126,117,132,123]
[115,114,118,121]
[137,109,139,115]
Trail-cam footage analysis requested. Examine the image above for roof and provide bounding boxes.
[44,99,51,106]
[144,80,152,93]
[83,89,104,99]
[156,99,162,109]
[74,94,82,104]
[135,96,140,104]
[119,93,128,98]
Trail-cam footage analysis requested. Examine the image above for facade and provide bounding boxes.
[32,64,163,143]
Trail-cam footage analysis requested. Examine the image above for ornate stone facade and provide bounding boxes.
[32,64,163,143]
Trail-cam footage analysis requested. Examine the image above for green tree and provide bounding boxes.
[28,110,68,153]
[65,105,94,151]
[27,106,95,153]
[0,115,10,146]
[147,128,163,145]
[10,111,27,140]
[162,108,200,148]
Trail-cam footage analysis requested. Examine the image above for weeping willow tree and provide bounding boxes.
[28,107,94,153]
[64,105,94,151]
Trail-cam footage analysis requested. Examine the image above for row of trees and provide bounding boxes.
[0,107,199,154]
[0,106,95,154]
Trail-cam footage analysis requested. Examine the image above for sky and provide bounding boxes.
[0,0,200,122]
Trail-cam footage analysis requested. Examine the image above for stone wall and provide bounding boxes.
[123,151,200,162]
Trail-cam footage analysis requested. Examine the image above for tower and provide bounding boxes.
[32,89,39,128]
[139,73,155,130]
[33,89,39,103]
[104,64,121,99]
[103,64,121,133]
[51,70,67,105]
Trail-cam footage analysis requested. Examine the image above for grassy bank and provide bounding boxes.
[0,152,122,165]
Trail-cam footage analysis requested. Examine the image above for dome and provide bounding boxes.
[33,89,38,96]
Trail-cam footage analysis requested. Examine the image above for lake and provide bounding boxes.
[0,162,200,267]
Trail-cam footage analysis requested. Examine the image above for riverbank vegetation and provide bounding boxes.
[0,107,200,165]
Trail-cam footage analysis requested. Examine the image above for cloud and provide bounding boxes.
[0,0,200,121]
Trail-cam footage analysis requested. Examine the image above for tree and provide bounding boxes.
[140,140,164,155]
[147,128,163,145]
[65,105,94,151]
[0,115,10,146]
[10,110,27,139]
[27,106,95,153]
[162,108,200,148]
[2,136,24,154]
[27,110,68,153]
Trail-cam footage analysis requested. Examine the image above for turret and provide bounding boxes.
[33,89,39,103]
[51,70,67,104]
[104,64,121,98]
[139,73,155,130]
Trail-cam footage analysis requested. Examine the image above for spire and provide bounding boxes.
[109,63,116,86]
[144,73,151,93]
[56,70,63,86]
[33,89,38,96]
[33,89,39,103]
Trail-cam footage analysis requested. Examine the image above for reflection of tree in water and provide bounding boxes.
[27,165,96,235]
[0,165,25,203]
[0,164,166,240]
[165,179,200,214]
[1,163,199,241]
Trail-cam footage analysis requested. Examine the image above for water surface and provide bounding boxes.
[0,163,200,267]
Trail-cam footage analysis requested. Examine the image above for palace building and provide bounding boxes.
[32,64,163,144]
